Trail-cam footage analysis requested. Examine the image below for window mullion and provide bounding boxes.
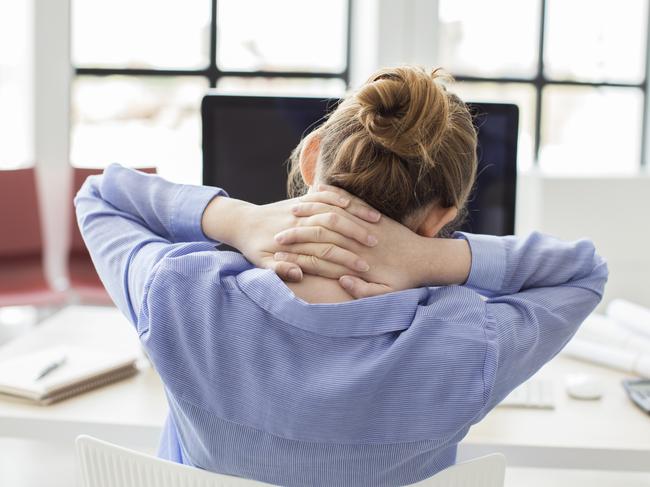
[209,0,218,87]
[640,1,650,168]
[533,0,548,166]
[342,0,353,87]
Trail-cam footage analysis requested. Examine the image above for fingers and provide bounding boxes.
[299,190,351,209]
[259,258,303,282]
[275,224,363,250]
[316,185,381,223]
[338,275,392,299]
[300,189,381,223]
[277,213,377,247]
[275,243,369,273]
[272,252,354,280]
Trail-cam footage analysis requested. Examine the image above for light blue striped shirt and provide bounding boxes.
[75,164,608,487]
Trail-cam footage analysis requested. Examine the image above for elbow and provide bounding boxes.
[569,238,609,301]
[73,175,105,236]
[582,238,609,300]
[73,175,102,208]
[592,255,609,300]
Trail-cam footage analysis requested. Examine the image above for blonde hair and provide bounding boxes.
[288,66,478,229]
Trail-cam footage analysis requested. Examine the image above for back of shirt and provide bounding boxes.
[143,251,490,444]
[139,251,494,485]
[74,165,608,486]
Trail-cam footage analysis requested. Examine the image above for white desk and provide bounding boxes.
[461,356,650,472]
[0,307,167,447]
[1,306,648,471]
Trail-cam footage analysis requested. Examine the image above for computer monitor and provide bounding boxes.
[202,94,518,236]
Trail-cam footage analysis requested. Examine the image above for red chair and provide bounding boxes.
[69,167,156,305]
[0,168,66,307]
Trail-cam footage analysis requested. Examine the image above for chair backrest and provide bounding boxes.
[409,453,506,487]
[76,435,272,487]
[76,435,505,487]
[0,168,43,257]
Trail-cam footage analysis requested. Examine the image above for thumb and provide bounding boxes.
[260,257,303,282]
[339,275,392,299]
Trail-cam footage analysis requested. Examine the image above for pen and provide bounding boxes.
[35,355,67,381]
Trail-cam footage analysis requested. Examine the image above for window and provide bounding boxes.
[71,0,351,184]
[438,0,649,174]
[0,0,33,169]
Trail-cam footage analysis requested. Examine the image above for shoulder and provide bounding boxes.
[416,285,487,329]
[136,246,254,339]
[154,245,253,279]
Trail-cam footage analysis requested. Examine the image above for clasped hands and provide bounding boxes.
[202,185,471,298]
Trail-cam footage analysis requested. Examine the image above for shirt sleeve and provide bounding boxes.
[73,164,225,328]
[454,231,609,418]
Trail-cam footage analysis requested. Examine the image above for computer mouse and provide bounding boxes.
[565,374,604,400]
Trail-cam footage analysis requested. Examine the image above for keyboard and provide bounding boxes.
[497,379,555,409]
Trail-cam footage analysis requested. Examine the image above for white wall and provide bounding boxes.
[517,174,650,310]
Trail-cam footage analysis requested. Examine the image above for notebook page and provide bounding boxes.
[0,345,137,400]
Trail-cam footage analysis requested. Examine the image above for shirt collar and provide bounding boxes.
[236,268,428,337]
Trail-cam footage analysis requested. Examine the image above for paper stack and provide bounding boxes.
[563,299,650,377]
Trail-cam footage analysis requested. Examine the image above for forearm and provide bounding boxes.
[411,236,472,287]
[97,164,223,243]
[201,195,255,248]
[457,231,608,297]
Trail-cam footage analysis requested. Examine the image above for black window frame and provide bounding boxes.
[74,0,353,88]
[450,0,650,168]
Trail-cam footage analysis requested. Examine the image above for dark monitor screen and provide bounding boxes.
[202,94,518,236]
[463,103,518,235]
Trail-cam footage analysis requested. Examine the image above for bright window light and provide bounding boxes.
[438,0,541,78]
[437,0,649,174]
[71,0,350,184]
[540,86,643,175]
[70,76,207,184]
[217,0,348,73]
[0,0,33,169]
[72,0,211,69]
[545,0,648,84]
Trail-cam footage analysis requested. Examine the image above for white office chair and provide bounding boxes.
[76,435,506,487]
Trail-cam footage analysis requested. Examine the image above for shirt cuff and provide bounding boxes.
[454,232,507,293]
[171,184,228,242]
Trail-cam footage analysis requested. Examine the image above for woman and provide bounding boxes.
[75,66,607,487]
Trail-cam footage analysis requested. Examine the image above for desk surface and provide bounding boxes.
[0,307,168,446]
[463,354,650,471]
[0,306,648,471]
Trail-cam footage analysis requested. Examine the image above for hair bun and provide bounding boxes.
[356,67,451,161]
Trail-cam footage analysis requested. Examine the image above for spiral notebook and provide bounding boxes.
[0,346,138,405]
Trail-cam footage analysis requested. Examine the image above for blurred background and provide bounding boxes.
[1,0,649,307]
